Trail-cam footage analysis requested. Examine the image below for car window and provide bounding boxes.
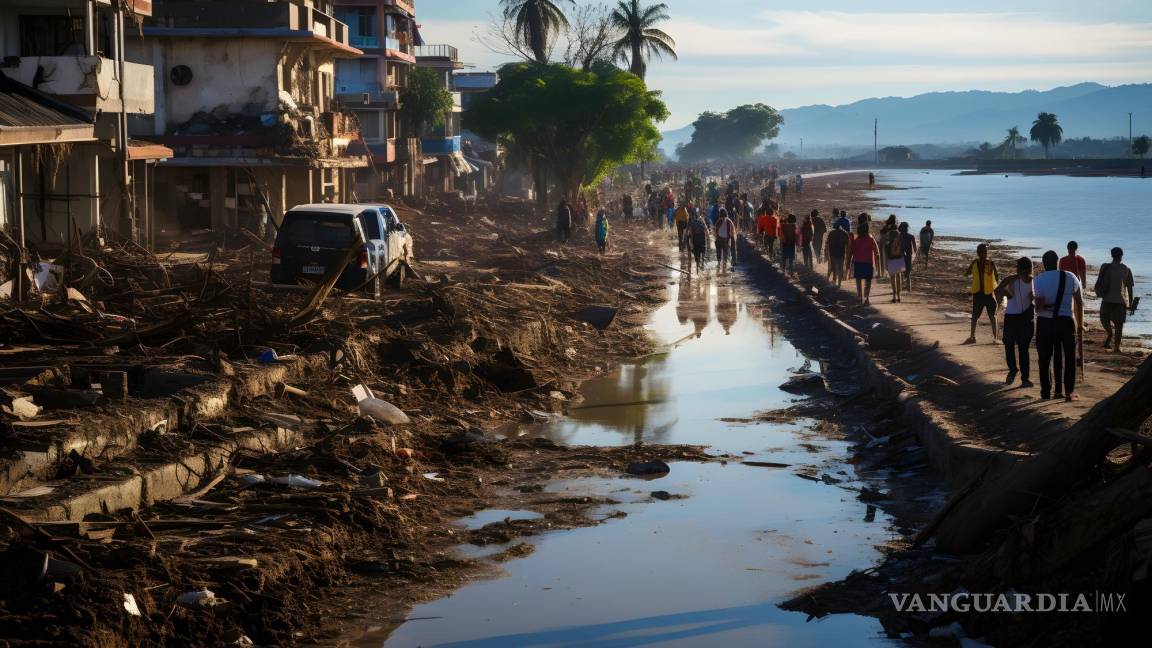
[358,210,382,239]
[279,212,356,247]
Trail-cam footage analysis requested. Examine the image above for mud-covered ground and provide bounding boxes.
[0,206,727,647]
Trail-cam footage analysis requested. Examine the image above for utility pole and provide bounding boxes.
[874,118,878,164]
[800,137,804,158]
[1130,112,1134,155]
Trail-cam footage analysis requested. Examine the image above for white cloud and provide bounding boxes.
[666,12,1152,59]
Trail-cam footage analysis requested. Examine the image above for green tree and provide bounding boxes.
[500,0,575,64]
[1029,112,1064,159]
[401,67,453,136]
[1133,135,1151,158]
[1001,126,1025,159]
[609,0,676,80]
[466,62,668,205]
[676,104,784,162]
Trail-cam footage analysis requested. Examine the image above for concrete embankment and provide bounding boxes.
[737,237,1031,488]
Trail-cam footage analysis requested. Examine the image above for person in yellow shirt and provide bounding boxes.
[674,202,692,252]
[964,243,999,345]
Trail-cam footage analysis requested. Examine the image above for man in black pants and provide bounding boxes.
[1032,250,1084,401]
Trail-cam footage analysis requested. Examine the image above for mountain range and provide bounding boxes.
[659,83,1151,156]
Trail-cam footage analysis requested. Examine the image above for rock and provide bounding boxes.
[779,373,826,395]
[441,430,490,454]
[626,459,670,476]
[651,490,672,500]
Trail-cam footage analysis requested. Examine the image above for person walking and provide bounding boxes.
[883,222,906,302]
[812,210,827,263]
[1033,250,1084,401]
[834,209,852,236]
[674,201,691,253]
[556,200,573,243]
[595,210,610,254]
[1095,247,1136,353]
[758,205,779,259]
[686,210,709,274]
[714,208,736,272]
[796,175,804,197]
[919,220,935,267]
[996,257,1036,387]
[899,222,917,292]
[1059,241,1088,286]
[800,212,815,269]
[622,193,633,224]
[778,177,788,207]
[964,243,999,345]
[851,224,880,305]
[878,214,898,278]
[825,222,851,288]
[779,214,799,275]
[868,172,876,188]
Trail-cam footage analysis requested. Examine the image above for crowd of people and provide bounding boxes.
[554,168,1140,405]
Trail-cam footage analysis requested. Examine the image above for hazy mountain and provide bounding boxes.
[660,83,1151,156]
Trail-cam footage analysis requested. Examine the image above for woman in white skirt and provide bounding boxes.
[884,224,907,303]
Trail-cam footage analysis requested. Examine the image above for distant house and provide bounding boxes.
[877,146,919,162]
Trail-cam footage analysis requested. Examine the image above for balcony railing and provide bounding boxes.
[350,34,379,49]
[421,136,462,155]
[335,82,400,109]
[415,45,458,61]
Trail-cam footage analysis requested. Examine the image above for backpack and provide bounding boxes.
[1094,263,1112,298]
[691,218,707,237]
[886,230,903,258]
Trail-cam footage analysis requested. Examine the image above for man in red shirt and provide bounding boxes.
[757,204,780,259]
[1059,241,1087,285]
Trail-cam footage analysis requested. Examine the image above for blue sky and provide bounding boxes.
[418,1,1152,129]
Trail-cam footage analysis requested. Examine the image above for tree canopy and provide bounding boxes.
[500,0,574,64]
[610,0,676,80]
[676,104,783,162]
[1029,112,1064,159]
[1133,135,1150,158]
[401,67,453,135]
[465,62,668,201]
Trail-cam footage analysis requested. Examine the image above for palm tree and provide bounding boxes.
[610,0,677,80]
[1001,126,1025,159]
[500,0,574,64]
[1029,113,1064,159]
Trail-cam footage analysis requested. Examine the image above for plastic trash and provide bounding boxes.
[352,384,410,425]
[177,589,225,608]
[240,474,267,486]
[422,472,445,482]
[269,474,325,489]
[257,349,279,363]
[123,593,141,616]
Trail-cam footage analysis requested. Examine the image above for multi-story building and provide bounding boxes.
[133,0,368,237]
[333,0,418,199]
[0,0,169,264]
[414,43,465,195]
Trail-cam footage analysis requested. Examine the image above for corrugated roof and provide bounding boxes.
[0,71,93,129]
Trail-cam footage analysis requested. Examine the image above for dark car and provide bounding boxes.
[271,204,413,296]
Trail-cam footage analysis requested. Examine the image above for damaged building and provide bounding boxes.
[334,0,420,200]
[0,0,169,291]
[132,0,368,239]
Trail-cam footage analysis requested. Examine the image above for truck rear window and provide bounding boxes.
[279,212,356,247]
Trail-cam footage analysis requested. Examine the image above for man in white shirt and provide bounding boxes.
[1032,250,1084,401]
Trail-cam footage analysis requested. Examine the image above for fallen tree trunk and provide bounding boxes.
[934,354,1152,554]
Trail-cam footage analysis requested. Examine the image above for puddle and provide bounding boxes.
[456,509,545,530]
[344,272,898,647]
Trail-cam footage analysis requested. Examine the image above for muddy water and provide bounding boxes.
[362,273,897,647]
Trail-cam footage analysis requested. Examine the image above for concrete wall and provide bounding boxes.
[4,56,155,114]
[128,38,280,131]
[0,143,112,248]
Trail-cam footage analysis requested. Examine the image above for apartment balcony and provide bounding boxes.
[421,136,462,156]
[2,56,154,114]
[415,45,462,70]
[145,1,355,54]
[335,82,400,109]
[383,0,415,16]
[350,34,379,49]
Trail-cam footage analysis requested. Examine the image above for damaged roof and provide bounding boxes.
[0,71,95,145]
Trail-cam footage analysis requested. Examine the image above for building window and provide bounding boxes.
[358,111,382,142]
[20,15,85,56]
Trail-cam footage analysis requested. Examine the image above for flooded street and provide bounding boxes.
[343,267,900,648]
